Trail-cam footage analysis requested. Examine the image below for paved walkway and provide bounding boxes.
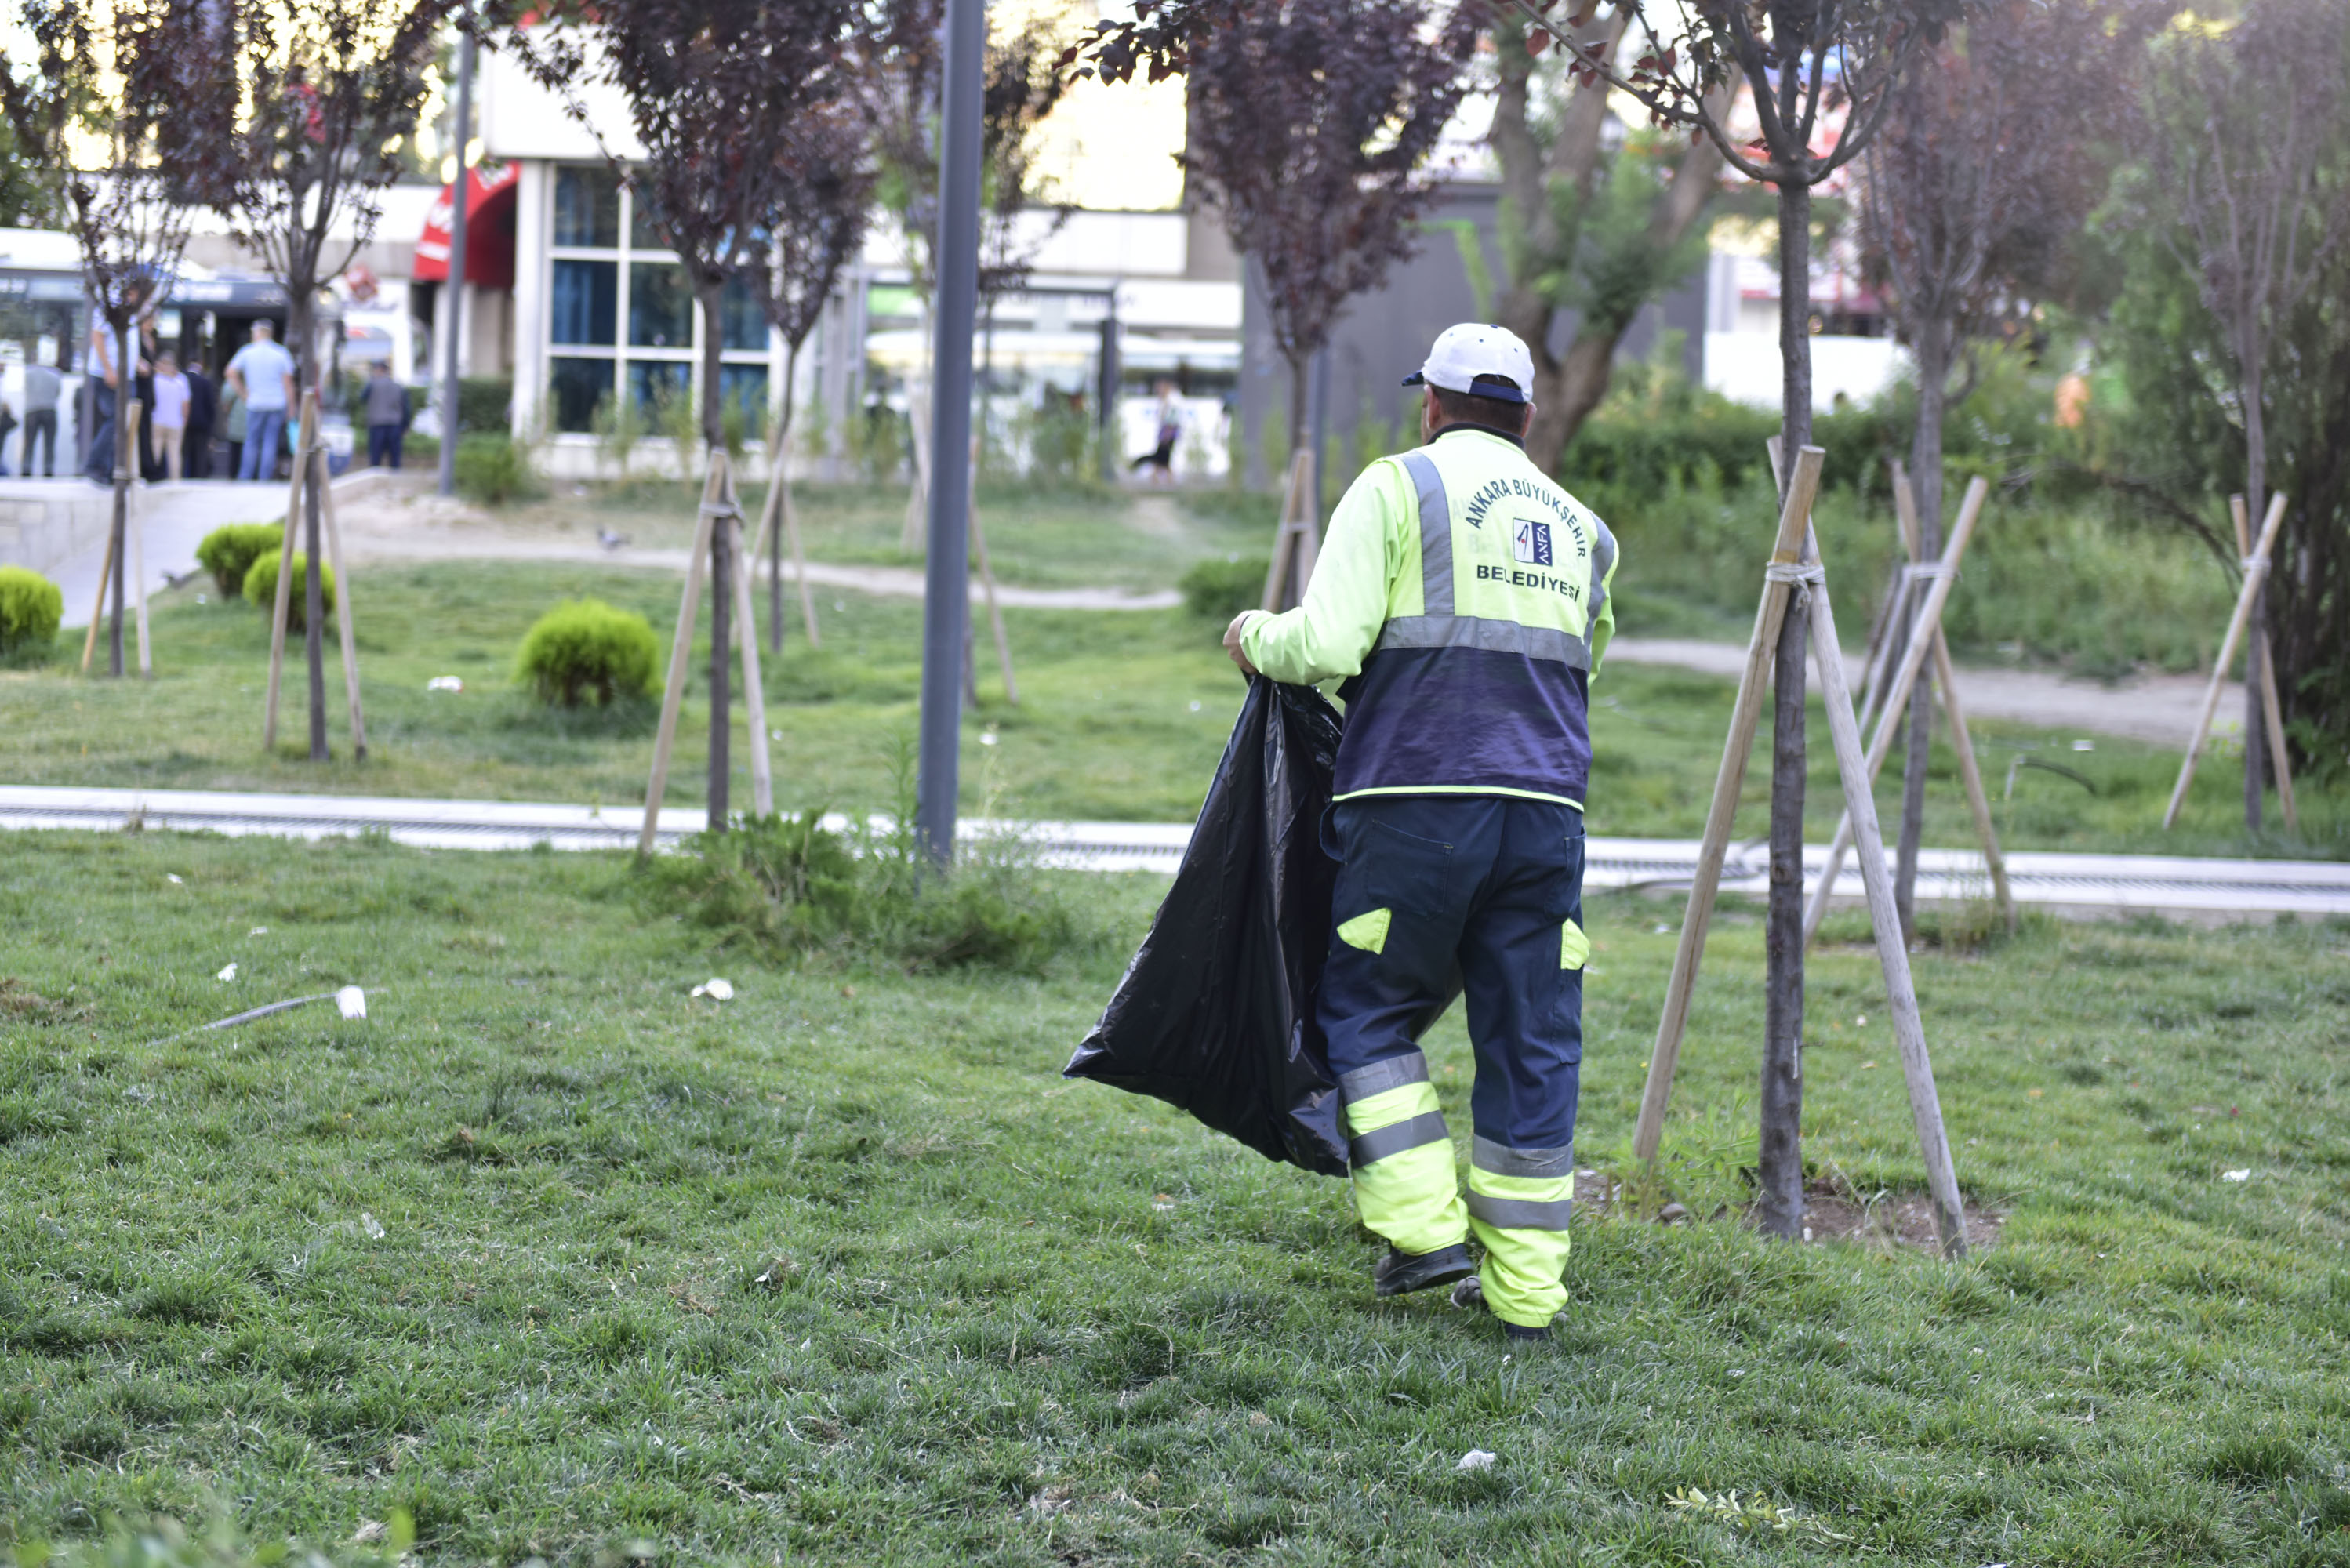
[5,785,2342,921]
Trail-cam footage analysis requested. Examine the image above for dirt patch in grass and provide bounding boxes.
[1575,1168,2006,1251]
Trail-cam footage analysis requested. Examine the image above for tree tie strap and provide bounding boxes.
[1764,562,1825,586]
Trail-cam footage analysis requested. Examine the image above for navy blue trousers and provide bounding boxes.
[1319,794,1587,1151]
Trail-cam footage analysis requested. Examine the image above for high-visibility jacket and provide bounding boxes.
[1240,426,1619,810]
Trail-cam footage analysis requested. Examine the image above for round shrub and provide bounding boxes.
[1179,554,1271,622]
[195,522,286,597]
[516,598,659,707]
[242,548,336,630]
[0,564,64,655]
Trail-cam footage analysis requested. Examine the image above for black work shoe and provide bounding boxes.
[1373,1243,1476,1298]
[1505,1323,1552,1343]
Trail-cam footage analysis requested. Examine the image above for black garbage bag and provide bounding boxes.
[1064,677,1353,1174]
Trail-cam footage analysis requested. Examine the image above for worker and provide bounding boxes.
[1223,324,1617,1342]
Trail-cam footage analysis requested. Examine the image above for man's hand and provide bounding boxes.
[1223,611,1260,677]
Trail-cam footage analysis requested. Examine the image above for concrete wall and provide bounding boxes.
[0,485,117,579]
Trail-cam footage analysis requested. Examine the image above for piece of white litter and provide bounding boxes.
[1189,700,1202,712]
[427,676,464,692]
[250,926,269,937]
[166,873,184,885]
[771,729,783,741]
[691,978,735,1001]
[360,1212,385,1240]
[1456,1450,1497,1473]
[979,731,999,746]
[336,986,368,1020]
[216,962,238,982]
[2221,1168,2250,1182]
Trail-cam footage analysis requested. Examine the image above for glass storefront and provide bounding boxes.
[544,162,773,435]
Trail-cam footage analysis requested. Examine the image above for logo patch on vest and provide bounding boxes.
[1512,518,1554,567]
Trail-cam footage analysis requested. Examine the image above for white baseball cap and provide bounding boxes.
[1402,323,1536,405]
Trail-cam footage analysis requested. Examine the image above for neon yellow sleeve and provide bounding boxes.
[1239,460,1410,685]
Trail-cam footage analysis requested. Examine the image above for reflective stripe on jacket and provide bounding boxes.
[1240,426,1618,810]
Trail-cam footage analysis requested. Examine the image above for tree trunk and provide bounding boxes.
[2242,355,2268,833]
[285,278,329,760]
[1287,351,1308,472]
[698,281,727,454]
[108,319,133,679]
[1896,318,1949,939]
[1758,178,1813,1243]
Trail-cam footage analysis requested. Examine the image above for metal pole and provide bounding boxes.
[436,11,476,498]
[914,0,983,866]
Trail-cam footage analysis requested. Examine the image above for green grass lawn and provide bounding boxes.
[495,479,1266,595]
[5,557,2345,858]
[1,833,2346,1563]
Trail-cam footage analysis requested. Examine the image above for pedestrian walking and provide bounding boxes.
[81,282,152,485]
[22,350,63,477]
[183,361,216,480]
[1129,379,1182,484]
[220,379,248,482]
[362,361,409,469]
[150,352,191,481]
[225,320,295,482]
[1222,324,1619,1342]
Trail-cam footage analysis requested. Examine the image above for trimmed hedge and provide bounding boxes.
[1179,554,1270,622]
[0,564,63,655]
[242,548,336,630]
[515,598,659,707]
[195,522,285,597]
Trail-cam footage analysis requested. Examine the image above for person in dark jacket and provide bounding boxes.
[362,361,409,469]
[183,361,217,480]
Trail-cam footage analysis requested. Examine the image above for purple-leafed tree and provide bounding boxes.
[0,0,232,678]
[2138,0,2350,833]
[1860,1,2151,933]
[209,0,463,760]
[1183,0,1478,456]
[751,99,877,652]
[523,0,874,823]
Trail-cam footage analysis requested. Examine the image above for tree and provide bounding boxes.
[530,0,872,823]
[0,0,229,678]
[1488,10,1732,476]
[751,100,877,651]
[1859,1,2148,931]
[1183,0,1478,455]
[2136,0,2350,831]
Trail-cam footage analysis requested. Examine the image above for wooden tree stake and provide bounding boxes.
[968,466,1018,706]
[1798,476,1990,948]
[1631,446,1825,1164]
[2166,492,2287,829]
[725,503,776,819]
[262,391,320,750]
[78,512,117,676]
[1803,568,1970,1258]
[640,463,724,855]
[126,402,150,677]
[1259,449,1320,612]
[754,445,821,651]
[2229,495,2297,832]
[316,447,369,759]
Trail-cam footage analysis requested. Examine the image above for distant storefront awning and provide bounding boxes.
[416,162,519,289]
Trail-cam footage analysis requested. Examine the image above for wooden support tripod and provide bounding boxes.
[260,390,369,760]
[1629,445,1969,1258]
[639,453,778,854]
[1799,468,2010,949]
[2165,492,2287,830]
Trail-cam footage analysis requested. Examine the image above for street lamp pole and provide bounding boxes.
[437,9,476,498]
[914,0,984,866]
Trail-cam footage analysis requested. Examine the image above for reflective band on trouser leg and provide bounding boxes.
[1466,1155,1575,1328]
[1345,1077,1466,1257]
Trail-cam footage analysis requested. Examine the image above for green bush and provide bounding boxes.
[194,522,284,597]
[0,564,63,655]
[1179,553,1270,621]
[515,598,659,707]
[651,811,1091,973]
[454,433,541,506]
[458,376,512,435]
[241,548,335,630]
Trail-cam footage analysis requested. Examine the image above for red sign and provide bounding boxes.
[415,161,519,289]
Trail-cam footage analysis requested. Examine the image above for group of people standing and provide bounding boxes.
[63,304,304,486]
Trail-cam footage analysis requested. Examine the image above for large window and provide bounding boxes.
[543,163,774,436]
